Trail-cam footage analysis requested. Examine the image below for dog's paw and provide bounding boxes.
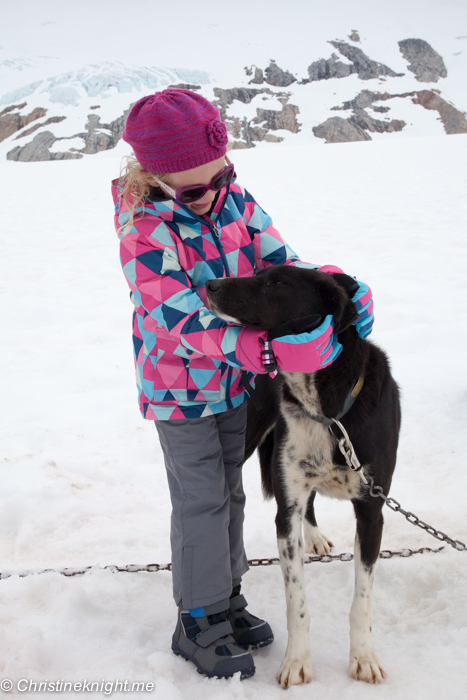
[303,524,333,556]
[276,655,315,688]
[348,652,386,684]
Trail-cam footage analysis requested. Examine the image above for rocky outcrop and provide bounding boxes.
[409,90,467,133]
[0,105,47,142]
[213,87,275,119]
[329,41,404,80]
[0,102,27,116]
[305,41,403,83]
[253,103,300,133]
[245,60,296,87]
[349,30,360,43]
[264,60,296,87]
[7,131,82,161]
[244,66,264,84]
[167,83,201,90]
[213,87,300,148]
[75,107,132,154]
[306,54,353,82]
[313,108,405,143]
[332,90,382,111]
[7,105,132,161]
[14,116,66,139]
[312,117,371,143]
[398,39,447,82]
[332,88,467,135]
[350,109,406,134]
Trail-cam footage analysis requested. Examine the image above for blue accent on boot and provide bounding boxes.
[189,607,205,617]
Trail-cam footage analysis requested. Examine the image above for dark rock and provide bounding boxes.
[253,103,300,133]
[213,87,274,119]
[90,105,101,110]
[306,42,402,83]
[398,39,447,82]
[409,90,467,134]
[329,41,404,80]
[6,103,132,161]
[264,60,296,87]
[0,102,27,117]
[245,66,264,84]
[15,116,66,139]
[350,109,406,133]
[312,117,371,143]
[0,107,47,143]
[7,131,82,161]
[307,54,353,82]
[349,30,360,43]
[167,83,201,90]
[331,89,381,111]
[331,88,467,135]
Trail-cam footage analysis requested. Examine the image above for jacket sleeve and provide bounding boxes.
[119,217,244,367]
[240,186,320,271]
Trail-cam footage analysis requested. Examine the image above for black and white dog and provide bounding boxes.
[206,266,401,687]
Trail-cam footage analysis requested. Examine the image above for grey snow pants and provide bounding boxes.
[155,402,250,610]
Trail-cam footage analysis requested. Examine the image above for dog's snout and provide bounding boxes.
[206,279,222,294]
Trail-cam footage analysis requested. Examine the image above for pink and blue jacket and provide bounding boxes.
[112,178,315,420]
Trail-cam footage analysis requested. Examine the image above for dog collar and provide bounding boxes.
[303,375,365,427]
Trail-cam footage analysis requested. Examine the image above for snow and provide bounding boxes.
[1,1,467,697]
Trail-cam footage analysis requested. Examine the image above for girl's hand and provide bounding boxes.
[236,315,342,375]
[319,265,374,339]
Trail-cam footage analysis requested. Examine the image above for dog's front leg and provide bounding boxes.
[276,490,314,688]
[349,503,386,683]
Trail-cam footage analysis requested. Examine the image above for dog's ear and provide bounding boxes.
[325,274,359,334]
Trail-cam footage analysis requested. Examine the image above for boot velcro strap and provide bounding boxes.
[203,599,230,616]
[196,621,233,648]
[229,594,247,613]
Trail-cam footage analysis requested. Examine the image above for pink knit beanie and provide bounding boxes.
[122,88,229,174]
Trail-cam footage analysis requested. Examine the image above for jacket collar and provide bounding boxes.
[147,183,231,227]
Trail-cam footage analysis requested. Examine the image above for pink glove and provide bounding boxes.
[235,314,342,374]
[319,265,374,338]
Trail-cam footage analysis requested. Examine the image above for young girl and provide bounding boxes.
[111,88,373,680]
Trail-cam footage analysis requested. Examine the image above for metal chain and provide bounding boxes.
[249,546,447,566]
[1,473,465,581]
[0,545,450,581]
[364,475,466,552]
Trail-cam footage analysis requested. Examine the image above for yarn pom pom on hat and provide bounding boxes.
[122,88,229,174]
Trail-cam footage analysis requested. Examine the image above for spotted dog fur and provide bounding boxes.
[206,266,401,687]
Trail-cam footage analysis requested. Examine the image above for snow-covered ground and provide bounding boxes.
[1,1,467,698]
[1,133,466,699]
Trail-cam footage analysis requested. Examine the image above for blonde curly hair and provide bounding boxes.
[117,155,170,237]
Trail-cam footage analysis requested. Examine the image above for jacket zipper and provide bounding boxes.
[178,186,232,278]
[174,188,235,408]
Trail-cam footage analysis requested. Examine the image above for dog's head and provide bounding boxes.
[206,265,358,333]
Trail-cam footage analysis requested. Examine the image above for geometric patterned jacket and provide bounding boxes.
[112,177,314,420]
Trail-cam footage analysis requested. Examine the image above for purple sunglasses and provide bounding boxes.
[153,161,236,205]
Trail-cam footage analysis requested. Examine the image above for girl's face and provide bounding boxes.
[165,156,227,216]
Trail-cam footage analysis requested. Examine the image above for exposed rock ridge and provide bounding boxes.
[398,39,447,82]
[305,41,404,83]
[331,89,467,135]
[7,106,132,161]
[213,86,300,149]
[245,60,296,87]
[0,105,48,143]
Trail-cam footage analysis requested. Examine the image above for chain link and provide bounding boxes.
[0,545,451,581]
[365,475,467,552]
[1,475,464,581]
[248,546,446,566]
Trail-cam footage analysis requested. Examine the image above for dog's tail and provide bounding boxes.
[258,430,275,500]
